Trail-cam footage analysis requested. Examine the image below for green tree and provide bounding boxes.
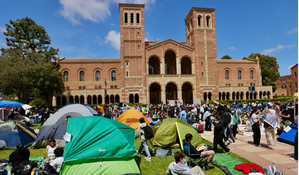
[0,17,64,105]
[221,55,232,59]
[243,53,280,89]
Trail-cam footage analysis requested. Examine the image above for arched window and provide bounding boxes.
[136,13,140,24]
[124,13,128,23]
[198,15,201,26]
[126,71,129,77]
[225,70,229,80]
[206,16,210,27]
[130,13,134,23]
[250,70,254,79]
[63,71,68,82]
[238,70,242,79]
[201,62,203,66]
[201,72,203,77]
[111,70,116,81]
[95,70,100,81]
[125,61,129,66]
[80,71,85,81]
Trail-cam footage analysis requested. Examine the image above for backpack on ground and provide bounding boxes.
[143,125,153,139]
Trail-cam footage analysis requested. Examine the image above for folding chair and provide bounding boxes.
[182,141,205,167]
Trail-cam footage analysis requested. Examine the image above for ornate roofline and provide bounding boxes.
[145,38,194,52]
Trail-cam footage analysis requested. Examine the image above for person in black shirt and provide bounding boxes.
[279,106,291,130]
[213,108,230,154]
[9,144,30,167]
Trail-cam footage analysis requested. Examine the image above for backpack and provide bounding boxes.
[143,125,153,139]
[189,111,197,123]
[16,160,36,175]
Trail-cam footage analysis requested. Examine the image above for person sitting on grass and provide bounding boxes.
[9,144,30,168]
[166,151,204,175]
[184,133,215,170]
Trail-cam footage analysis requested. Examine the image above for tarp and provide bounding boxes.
[32,103,98,148]
[0,100,24,120]
[61,116,140,175]
[61,157,140,175]
[152,118,203,148]
[0,122,36,149]
[117,109,150,132]
[64,116,136,161]
[277,123,298,145]
[213,153,244,175]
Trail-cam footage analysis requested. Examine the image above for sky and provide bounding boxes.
[0,0,297,76]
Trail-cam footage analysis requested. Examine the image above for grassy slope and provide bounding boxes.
[0,122,252,175]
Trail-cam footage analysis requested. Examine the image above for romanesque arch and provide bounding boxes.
[80,95,85,104]
[69,96,74,103]
[166,82,177,101]
[93,95,97,104]
[62,96,67,106]
[98,95,102,104]
[181,57,192,74]
[110,95,115,103]
[87,95,92,104]
[150,83,161,104]
[149,56,160,74]
[75,96,79,103]
[165,50,176,74]
[182,82,193,104]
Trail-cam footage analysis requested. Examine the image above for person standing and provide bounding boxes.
[231,109,239,140]
[213,110,230,154]
[250,108,261,147]
[179,107,188,123]
[263,109,277,149]
[203,108,212,131]
[136,118,151,162]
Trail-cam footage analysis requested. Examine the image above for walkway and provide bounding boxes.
[201,125,298,175]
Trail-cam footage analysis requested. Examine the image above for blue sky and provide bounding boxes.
[0,0,297,76]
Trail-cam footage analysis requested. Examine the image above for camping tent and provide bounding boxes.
[152,118,203,149]
[0,100,24,120]
[32,103,98,148]
[277,123,298,145]
[60,116,140,175]
[117,108,150,132]
[0,122,37,149]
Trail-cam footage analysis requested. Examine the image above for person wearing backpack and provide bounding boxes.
[135,118,152,162]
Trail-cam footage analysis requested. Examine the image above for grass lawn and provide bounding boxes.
[0,121,252,175]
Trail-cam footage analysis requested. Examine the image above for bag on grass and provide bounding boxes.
[143,125,153,139]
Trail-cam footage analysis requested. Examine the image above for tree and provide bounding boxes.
[0,17,64,105]
[221,55,232,59]
[243,53,280,90]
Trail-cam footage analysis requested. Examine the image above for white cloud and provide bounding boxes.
[145,37,149,41]
[228,46,237,51]
[287,28,298,34]
[287,64,295,70]
[105,30,120,51]
[261,44,297,55]
[59,0,156,25]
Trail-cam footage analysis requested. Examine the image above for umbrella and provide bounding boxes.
[293,92,298,98]
[22,104,32,110]
[0,100,24,120]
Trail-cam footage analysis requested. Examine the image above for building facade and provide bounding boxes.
[54,3,272,106]
[275,64,298,96]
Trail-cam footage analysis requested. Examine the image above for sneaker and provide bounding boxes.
[225,140,230,146]
[225,151,230,154]
[290,158,298,161]
[145,157,151,162]
[231,142,236,145]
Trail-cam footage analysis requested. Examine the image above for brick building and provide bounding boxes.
[275,64,298,96]
[54,3,272,106]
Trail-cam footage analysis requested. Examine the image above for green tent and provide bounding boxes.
[61,116,140,175]
[152,118,203,150]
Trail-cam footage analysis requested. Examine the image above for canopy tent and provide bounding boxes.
[32,103,98,148]
[0,100,24,120]
[277,123,298,145]
[152,118,203,149]
[117,108,150,132]
[293,92,298,118]
[0,122,37,149]
[60,116,140,175]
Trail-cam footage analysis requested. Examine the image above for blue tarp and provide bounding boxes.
[0,100,23,108]
[277,123,298,145]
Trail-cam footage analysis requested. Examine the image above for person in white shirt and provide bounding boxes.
[49,148,64,174]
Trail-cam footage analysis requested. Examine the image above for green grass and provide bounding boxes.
[0,122,252,175]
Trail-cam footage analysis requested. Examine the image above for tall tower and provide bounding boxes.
[184,7,218,100]
[119,4,146,103]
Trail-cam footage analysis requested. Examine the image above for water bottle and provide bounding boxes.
[35,168,40,175]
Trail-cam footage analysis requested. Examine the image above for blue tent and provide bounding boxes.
[0,122,37,149]
[0,100,24,120]
[277,123,298,145]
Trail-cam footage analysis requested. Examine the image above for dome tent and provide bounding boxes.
[117,108,150,132]
[32,103,98,148]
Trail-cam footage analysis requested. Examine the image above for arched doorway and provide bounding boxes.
[135,94,139,103]
[149,56,160,74]
[263,91,266,98]
[236,92,240,100]
[165,50,176,74]
[232,92,235,100]
[115,95,120,103]
[69,96,74,103]
[181,57,192,74]
[203,92,207,101]
[219,92,221,100]
[208,92,212,101]
[240,92,244,100]
[166,82,177,102]
[226,92,230,100]
[92,95,97,105]
[110,95,115,103]
[254,92,257,99]
[98,95,102,104]
[62,96,67,105]
[150,83,161,104]
[56,96,61,106]
[182,82,193,104]
[105,95,109,104]
[129,94,134,103]
[222,92,225,100]
[259,92,262,99]
[80,95,84,104]
[87,95,92,104]
[246,92,249,99]
[267,91,271,99]
[250,93,253,100]
[75,96,79,103]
